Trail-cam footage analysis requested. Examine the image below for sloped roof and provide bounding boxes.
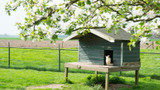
[63,28,132,43]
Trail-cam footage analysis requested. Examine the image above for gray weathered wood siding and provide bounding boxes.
[79,33,140,66]
[123,41,140,62]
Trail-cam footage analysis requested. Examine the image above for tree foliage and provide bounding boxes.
[5,0,160,48]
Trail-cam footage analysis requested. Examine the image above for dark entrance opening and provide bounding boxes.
[104,50,113,65]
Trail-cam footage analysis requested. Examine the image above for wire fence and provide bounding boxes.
[0,42,78,72]
[0,41,160,73]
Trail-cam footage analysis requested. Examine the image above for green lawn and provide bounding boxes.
[0,48,160,90]
[0,48,78,72]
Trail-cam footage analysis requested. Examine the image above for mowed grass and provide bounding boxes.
[0,48,78,71]
[0,68,92,90]
[0,37,21,40]
[0,48,160,90]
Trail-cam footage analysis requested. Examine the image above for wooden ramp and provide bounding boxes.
[65,62,140,90]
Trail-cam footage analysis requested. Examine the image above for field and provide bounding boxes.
[0,40,78,48]
[0,47,160,90]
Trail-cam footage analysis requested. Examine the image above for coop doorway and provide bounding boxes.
[104,50,113,65]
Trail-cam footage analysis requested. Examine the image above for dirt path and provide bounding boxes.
[26,84,64,90]
[109,84,132,90]
[26,84,131,90]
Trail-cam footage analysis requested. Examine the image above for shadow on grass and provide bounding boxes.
[119,72,160,81]
[2,65,160,81]
[119,80,160,90]
[0,66,60,72]
[0,66,96,74]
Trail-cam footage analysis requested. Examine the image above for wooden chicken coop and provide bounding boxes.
[63,28,141,90]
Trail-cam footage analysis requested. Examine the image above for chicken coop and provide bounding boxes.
[63,28,141,90]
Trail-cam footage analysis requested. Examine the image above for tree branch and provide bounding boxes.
[126,15,160,22]
[28,0,79,28]
[73,26,105,31]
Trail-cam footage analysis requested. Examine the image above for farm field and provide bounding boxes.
[0,40,78,48]
[0,48,160,90]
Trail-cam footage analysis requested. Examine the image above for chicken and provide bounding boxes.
[106,55,111,65]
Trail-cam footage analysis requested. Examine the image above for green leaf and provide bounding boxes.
[139,22,144,26]
[52,34,58,40]
[87,0,91,5]
[144,0,148,4]
[50,40,53,43]
[123,24,127,28]
[61,10,65,14]
[8,11,11,16]
[78,2,82,6]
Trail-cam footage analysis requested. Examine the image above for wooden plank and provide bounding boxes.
[135,70,139,85]
[65,62,109,72]
[105,72,109,90]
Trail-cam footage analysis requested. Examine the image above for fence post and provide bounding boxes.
[8,42,10,68]
[59,43,61,72]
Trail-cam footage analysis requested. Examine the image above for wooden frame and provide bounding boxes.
[65,62,140,90]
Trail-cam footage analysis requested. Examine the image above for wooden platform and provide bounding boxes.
[65,62,140,72]
[64,62,140,90]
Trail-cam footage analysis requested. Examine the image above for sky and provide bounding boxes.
[0,0,64,35]
[0,0,25,35]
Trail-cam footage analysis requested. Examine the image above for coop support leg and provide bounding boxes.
[105,72,109,90]
[65,67,68,82]
[135,70,139,85]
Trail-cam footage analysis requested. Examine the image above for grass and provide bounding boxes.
[0,48,160,90]
[0,37,22,40]
[0,47,78,72]
[0,68,92,90]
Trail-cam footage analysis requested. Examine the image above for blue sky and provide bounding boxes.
[0,0,25,35]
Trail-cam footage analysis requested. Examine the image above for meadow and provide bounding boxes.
[0,48,160,90]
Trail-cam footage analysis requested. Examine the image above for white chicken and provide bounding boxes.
[106,55,111,65]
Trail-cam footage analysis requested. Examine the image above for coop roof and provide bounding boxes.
[63,28,132,43]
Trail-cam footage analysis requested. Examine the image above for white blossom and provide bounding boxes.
[37,0,44,11]
[75,9,84,17]
[132,7,144,16]
[85,4,90,9]
[12,1,19,8]
[37,0,44,7]
[140,37,149,43]
[51,13,59,20]
[106,19,113,29]
[120,18,126,23]
[147,10,156,18]
[125,24,133,32]
[69,6,76,11]
[157,20,160,25]
[47,29,57,40]
[152,29,160,34]
[144,23,149,28]
[21,36,25,40]
[51,29,56,35]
